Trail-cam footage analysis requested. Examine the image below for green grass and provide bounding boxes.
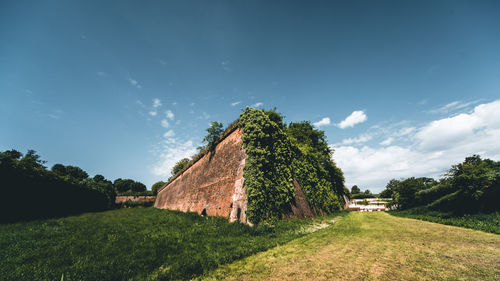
[199,212,500,281]
[389,208,500,234]
[0,207,341,281]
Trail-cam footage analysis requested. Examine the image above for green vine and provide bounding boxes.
[239,108,345,224]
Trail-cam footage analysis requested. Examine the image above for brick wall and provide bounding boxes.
[155,128,248,222]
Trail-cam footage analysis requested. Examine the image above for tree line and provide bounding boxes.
[0,149,163,223]
[379,155,499,214]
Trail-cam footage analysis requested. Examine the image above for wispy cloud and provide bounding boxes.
[231,101,241,106]
[252,102,263,108]
[151,139,198,178]
[165,110,174,120]
[161,119,170,128]
[338,134,372,145]
[96,71,106,77]
[338,110,367,129]
[152,98,162,108]
[199,112,210,119]
[427,100,481,114]
[313,117,331,127]
[380,137,394,146]
[128,76,142,89]
[163,130,175,138]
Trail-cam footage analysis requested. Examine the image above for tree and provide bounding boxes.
[264,108,286,129]
[379,179,399,198]
[65,166,89,181]
[131,181,147,193]
[19,150,46,170]
[171,158,190,176]
[364,189,372,195]
[51,164,88,181]
[202,121,224,148]
[114,178,134,193]
[93,174,106,182]
[351,185,360,194]
[151,181,166,195]
[392,177,435,209]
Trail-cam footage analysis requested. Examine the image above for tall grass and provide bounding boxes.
[0,207,337,281]
[390,208,500,234]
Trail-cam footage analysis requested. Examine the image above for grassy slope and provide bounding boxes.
[0,207,339,281]
[389,209,500,234]
[199,212,500,281]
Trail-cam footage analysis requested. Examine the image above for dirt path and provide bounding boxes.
[197,212,500,281]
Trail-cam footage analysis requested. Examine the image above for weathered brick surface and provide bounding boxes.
[155,128,248,221]
[115,196,156,204]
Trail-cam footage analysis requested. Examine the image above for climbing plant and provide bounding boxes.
[239,108,345,224]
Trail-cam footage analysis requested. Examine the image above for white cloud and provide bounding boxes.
[128,77,141,89]
[380,137,394,146]
[338,110,367,129]
[153,98,162,108]
[199,112,210,119]
[149,111,157,116]
[428,100,481,114]
[163,130,175,138]
[339,134,372,145]
[231,101,241,106]
[252,102,263,108]
[313,117,331,127]
[165,110,174,120]
[396,127,416,136]
[332,100,500,192]
[161,119,170,128]
[151,139,198,178]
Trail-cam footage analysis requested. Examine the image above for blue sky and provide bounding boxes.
[1,0,499,192]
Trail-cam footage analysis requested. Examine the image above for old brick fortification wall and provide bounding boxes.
[155,128,249,222]
[115,195,156,204]
[154,127,315,223]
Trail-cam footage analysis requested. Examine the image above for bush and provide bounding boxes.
[0,150,114,223]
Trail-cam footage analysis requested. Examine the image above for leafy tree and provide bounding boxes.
[392,177,436,209]
[264,107,286,129]
[114,178,134,193]
[65,166,89,181]
[201,121,224,148]
[131,181,147,193]
[379,179,399,198]
[151,181,166,195]
[171,158,190,176]
[19,149,46,170]
[51,164,89,181]
[351,185,360,194]
[93,174,106,182]
[364,189,372,195]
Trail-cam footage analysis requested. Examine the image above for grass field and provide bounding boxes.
[390,209,500,234]
[0,207,340,281]
[199,212,500,281]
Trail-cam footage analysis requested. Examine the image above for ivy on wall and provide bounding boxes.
[239,108,345,224]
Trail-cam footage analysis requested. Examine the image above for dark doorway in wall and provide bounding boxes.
[236,208,241,221]
[201,208,207,216]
